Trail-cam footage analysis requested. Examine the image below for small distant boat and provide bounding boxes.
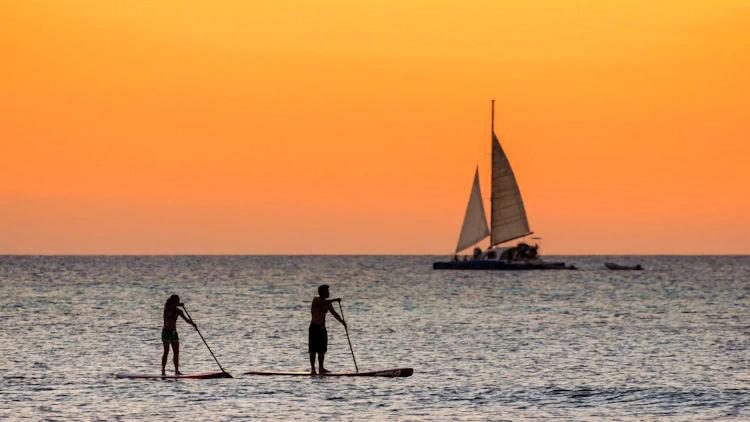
[604,262,643,271]
[114,371,231,379]
[244,368,413,377]
[433,101,575,271]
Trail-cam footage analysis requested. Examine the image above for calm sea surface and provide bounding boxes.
[1,255,748,421]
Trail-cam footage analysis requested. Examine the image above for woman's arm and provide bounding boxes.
[177,309,196,327]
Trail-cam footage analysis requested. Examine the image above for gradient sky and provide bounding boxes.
[2,1,749,254]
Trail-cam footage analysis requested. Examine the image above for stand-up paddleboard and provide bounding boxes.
[115,371,231,379]
[244,368,413,377]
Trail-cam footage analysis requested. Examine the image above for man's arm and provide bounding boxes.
[328,305,346,327]
[313,297,341,307]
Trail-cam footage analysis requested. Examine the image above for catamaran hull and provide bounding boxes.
[432,261,576,270]
[605,262,643,270]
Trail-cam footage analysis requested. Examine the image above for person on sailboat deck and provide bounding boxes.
[473,247,482,259]
[310,285,346,374]
[161,294,196,376]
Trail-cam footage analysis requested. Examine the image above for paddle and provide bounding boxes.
[337,301,358,373]
[180,304,232,378]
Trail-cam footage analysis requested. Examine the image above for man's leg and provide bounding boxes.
[318,352,328,373]
[310,352,317,374]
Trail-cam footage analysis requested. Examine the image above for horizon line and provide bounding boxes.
[1,253,748,257]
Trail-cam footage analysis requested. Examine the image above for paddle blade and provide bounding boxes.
[396,368,413,377]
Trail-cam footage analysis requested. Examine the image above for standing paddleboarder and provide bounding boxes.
[162,294,196,375]
[310,285,346,374]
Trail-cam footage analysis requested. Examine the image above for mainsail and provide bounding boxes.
[490,132,532,245]
[455,167,490,252]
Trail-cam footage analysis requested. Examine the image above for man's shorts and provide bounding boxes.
[162,329,179,342]
[308,323,327,353]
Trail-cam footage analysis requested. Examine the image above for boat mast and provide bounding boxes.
[489,99,494,248]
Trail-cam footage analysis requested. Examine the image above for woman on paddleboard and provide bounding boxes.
[162,295,196,375]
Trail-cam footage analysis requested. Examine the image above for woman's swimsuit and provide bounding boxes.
[162,329,179,342]
[163,307,180,342]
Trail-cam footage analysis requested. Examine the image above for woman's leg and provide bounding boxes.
[161,341,170,375]
[172,341,181,375]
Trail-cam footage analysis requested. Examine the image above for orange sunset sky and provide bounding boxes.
[1,1,749,254]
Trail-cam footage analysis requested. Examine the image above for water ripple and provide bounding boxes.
[0,255,748,420]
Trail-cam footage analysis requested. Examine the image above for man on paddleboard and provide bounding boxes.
[162,295,196,375]
[310,285,346,374]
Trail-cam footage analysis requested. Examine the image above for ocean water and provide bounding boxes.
[0,255,748,421]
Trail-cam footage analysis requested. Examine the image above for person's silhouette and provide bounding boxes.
[309,285,346,374]
[161,294,196,375]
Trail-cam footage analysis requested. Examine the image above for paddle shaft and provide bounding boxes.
[337,302,358,373]
[181,305,230,376]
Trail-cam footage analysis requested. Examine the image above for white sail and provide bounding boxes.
[455,167,490,252]
[490,132,532,245]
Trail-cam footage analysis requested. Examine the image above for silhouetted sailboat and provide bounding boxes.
[433,101,575,270]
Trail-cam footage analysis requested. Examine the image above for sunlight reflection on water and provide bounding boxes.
[0,255,748,420]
